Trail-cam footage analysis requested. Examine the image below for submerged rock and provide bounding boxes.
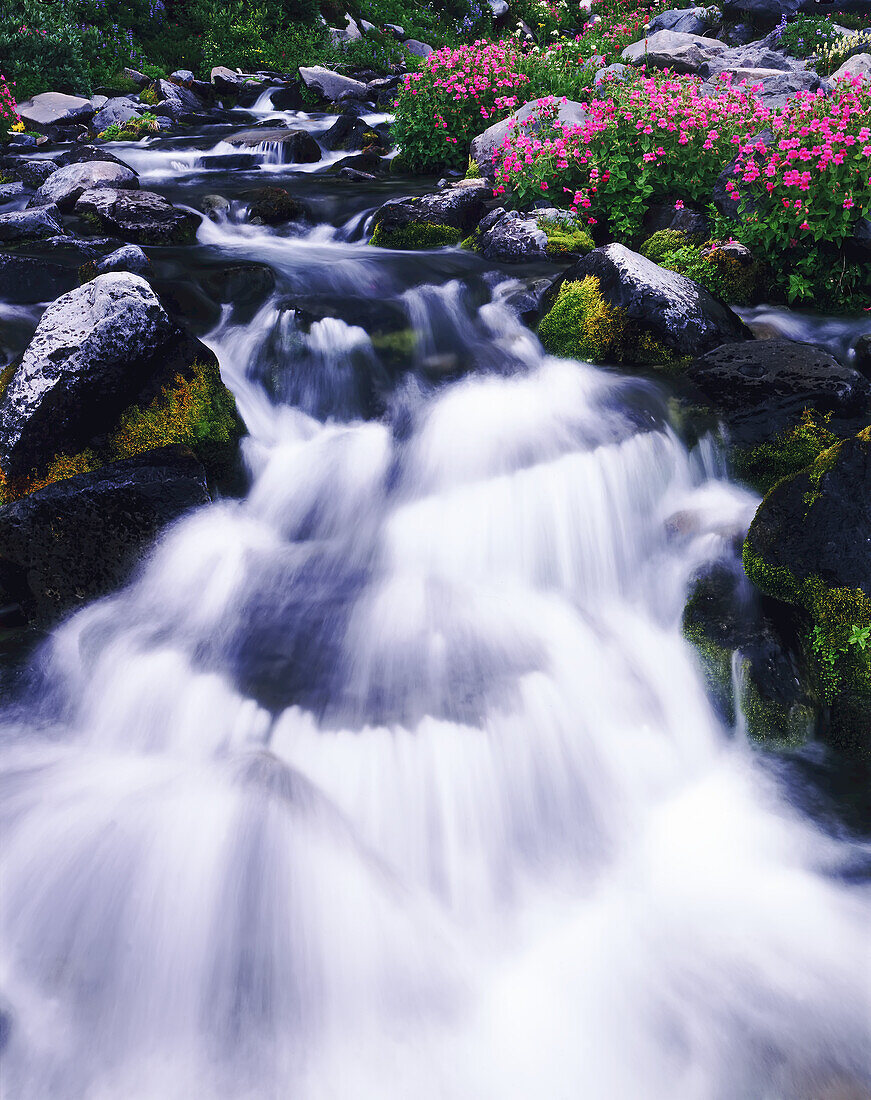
[245,187,304,225]
[74,188,199,245]
[0,446,210,625]
[0,253,78,304]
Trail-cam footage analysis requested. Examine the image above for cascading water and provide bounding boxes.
[0,116,869,1100]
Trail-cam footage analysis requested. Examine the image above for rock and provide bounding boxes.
[298,66,369,102]
[268,83,307,111]
[202,194,230,220]
[702,65,823,101]
[55,144,125,167]
[0,157,58,189]
[488,0,510,15]
[470,98,590,175]
[200,262,275,305]
[0,446,210,625]
[548,242,750,358]
[0,206,62,245]
[0,253,78,304]
[74,188,199,245]
[152,79,206,121]
[479,210,548,262]
[210,65,248,90]
[854,333,871,377]
[321,114,375,151]
[90,95,109,110]
[622,29,729,73]
[89,244,152,279]
[199,153,261,171]
[832,53,871,82]
[727,21,756,44]
[26,235,109,264]
[30,160,139,213]
[594,62,629,85]
[384,23,405,38]
[643,201,710,238]
[170,69,196,87]
[226,128,321,163]
[743,431,871,753]
[124,68,149,89]
[92,97,143,133]
[686,340,871,448]
[245,187,304,225]
[405,40,434,58]
[16,92,95,132]
[0,273,174,477]
[647,6,715,34]
[0,182,28,204]
[370,182,491,248]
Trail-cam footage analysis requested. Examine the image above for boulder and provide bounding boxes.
[124,68,150,89]
[0,157,58,189]
[170,69,196,87]
[298,66,369,102]
[16,92,95,132]
[0,253,78,304]
[245,187,304,224]
[89,243,152,279]
[321,114,375,152]
[712,129,774,219]
[0,446,210,625]
[92,97,143,133]
[594,62,629,85]
[685,340,871,448]
[832,52,871,81]
[152,79,206,121]
[74,188,199,245]
[470,98,590,175]
[0,273,175,477]
[648,6,717,34]
[55,144,126,167]
[622,30,729,72]
[227,128,321,162]
[479,210,548,262]
[405,40,434,58]
[551,243,750,357]
[0,182,28,204]
[30,160,139,213]
[370,182,491,248]
[0,206,62,245]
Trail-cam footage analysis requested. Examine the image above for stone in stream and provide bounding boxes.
[0,273,175,477]
[621,29,730,72]
[0,206,63,245]
[370,181,491,249]
[0,446,211,625]
[298,66,369,102]
[743,430,871,754]
[86,244,152,279]
[29,160,139,213]
[16,92,95,132]
[226,128,322,163]
[0,253,78,304]
[91,97,143,133]
[538,243,750,364]
[74,188,199,245]
[245,187,305,225]
[55,144,126,167]
[0,157,58,189]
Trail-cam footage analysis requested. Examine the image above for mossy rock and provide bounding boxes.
[732,410,841,495]
[370,328,418,369]
[639,229,761,305]
[539,218,594,260]
[370,220,462,250]
[537,275,677,366]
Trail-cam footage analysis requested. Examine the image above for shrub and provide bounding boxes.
[392,40,532,172]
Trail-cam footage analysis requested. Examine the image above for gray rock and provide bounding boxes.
[211,66,249,89]
[55,144,126,167]
[0,273,173,476]
[405,40,434,58]
[647,6,715,35]
[30,160,139,213]
[470,99,589,175]
[0,253,77,304]
[0,158,58,189]
[321,114,374,151]
[480,211,548,263]
[74,188,199,245]
[558,243,750,356]
[299,66,369,102]
[170,69,196,87]
[385,23,405,38]
[202,194,230,220]
[17,92,95,132]
[832,52,871,81]
[622,30,729,73]
[852,216,871,259]
[0,182,28,204]
[488,0,510,15]
[0,206,62,245]
[360,18,378,34]
[594,63,629,85]
[712,129,774,218]
[227,128,322,162]
[124,68,149,89]
[92,97,143,133]
[153,79,205,120]
[371,181,491,242]
[91,244,152,278]
[89,95,109,110]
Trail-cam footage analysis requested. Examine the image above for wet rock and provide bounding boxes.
[298,66,369,102]
[0,158,58,189]
[200,262,275,304]
[74,188,199,245]
[622,30,729,72]
[92,97,143,133]
[0,182,28,204]
[16,92,95,132]
[199,153,261,171]
[685,339,871,447]
[0,446,210,626]
[269,83,307,111]
[152,79,205,121]
[370,182,491,248]
[227,128,321,163]
[854,333,871,377]
[554,243,750,357]
[88,244,152,279]
[0,206,63,245]
[322,114,375,152]
[643,201,710,239]
[647,6,715,34]
[55,145,126,167]
[245,187,304,225]
[0,253,78,304]
[202,194,230,220]
[479,211,548,262]
[25,235,110,264]
[0,273,174,477]
[470,99,589,176]
[30,160,139,213]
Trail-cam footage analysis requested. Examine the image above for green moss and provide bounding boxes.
[733,410,840,495]
[537,276,677,366]
[0,361,17,401]
[639,230,759,305]
[682,613,735,722]
[139,85,160,105]
[539,217,594,260]
[370,328,418,367]
[370,220,462,250]
[738,671,815,749]
[802,439,843,511]
[460,230,482,252]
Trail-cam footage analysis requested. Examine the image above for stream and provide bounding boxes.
[1,99,870,1099]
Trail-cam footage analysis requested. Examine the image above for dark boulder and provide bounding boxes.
[0,446,210,625]
[686,339,871,448]
[0,273,175,477]
[245,187,304,224]
[0,206,63,245]
[479,211,548,263]
[321,114,375,152]
[30,160,139,213]
[0,157,58,189]
[0,254,78,304]
[227,128,321,163]
[370,182,492,248]
[74,188,199,245]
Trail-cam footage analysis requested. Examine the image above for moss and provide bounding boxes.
[738,671,815,748]
[683,613,735,723]
[733,410,840,495]
[537,276,677,366]
[460,230,482,252]
[370,328,418,367]
[0,361,17,401]
[639,230,760,305]
[370,220,462,250]
[139,85,160,106]
[0,359,242,506]
[539,217,594,259]
[802,439,843,511]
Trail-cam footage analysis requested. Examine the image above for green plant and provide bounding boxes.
[98,111,159,140]
[640,229,760,303]
[370,220,463,249]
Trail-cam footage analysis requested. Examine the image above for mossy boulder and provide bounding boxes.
[732,410,840,495]
[639,229,761,305]
[540,243,749,364]
[743,430,871,754]
[244,187,305,225]
[370,220,463,250]
[369,182,490,250]
[74,187,199,245]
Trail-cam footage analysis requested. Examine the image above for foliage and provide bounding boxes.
[639,228,760,303]
[770,14,871,74]
[370,220,463,248]
[98,112,159,140]
[733,410,840,495]
[539,213,594,256]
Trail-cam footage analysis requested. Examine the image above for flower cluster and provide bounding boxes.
[0,72,21,131]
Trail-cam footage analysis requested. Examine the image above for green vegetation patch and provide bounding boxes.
[733,410,840,495]
[640,229,760,305]
[370,220,462,250]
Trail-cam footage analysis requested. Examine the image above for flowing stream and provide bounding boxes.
[1,106,870,1100]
